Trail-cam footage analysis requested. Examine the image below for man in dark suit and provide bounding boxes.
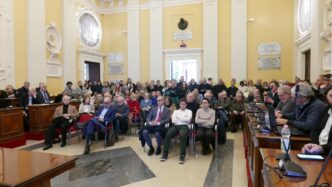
[36,82,51,104]
[84,97,115,155]
[22,87,40,131]
[16,81,30,101]
[143,96,171,156]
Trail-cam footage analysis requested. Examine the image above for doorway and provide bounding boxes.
[303,50,311,81]
[170,59,198,81]
[84,61,100,81]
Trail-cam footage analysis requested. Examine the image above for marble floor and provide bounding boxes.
[16,131,248,187]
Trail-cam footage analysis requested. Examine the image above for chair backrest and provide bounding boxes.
[78,113,94,123]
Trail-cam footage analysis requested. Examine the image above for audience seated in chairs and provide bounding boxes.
[83,97,115,155]
[142,96,171,156]
[230,92,245,133]
[113,96,130,139]
[161,98,192,164]
[302,85,332,155]
[195,98,216,155]
[43,95,79,150]
[276,82,326,137]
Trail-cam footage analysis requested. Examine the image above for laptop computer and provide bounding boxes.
[263,105,307,136]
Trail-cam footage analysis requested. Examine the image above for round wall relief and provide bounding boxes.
[77,9,102,50]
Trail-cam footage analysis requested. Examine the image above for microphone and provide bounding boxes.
[276,128,292,161]
[310,147,332,187]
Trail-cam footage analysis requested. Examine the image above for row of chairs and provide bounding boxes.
[142,116,226,157]
[56,113,115,149]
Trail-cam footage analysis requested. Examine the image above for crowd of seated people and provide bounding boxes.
[3,74,332,160]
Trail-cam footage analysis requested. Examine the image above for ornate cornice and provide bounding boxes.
[76,0,203,14]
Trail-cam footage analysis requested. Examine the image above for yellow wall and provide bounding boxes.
[219,0,231,84]
[140,10,150,82]
[12,1,296,94]
[14,0,28,88]
[45,0,64,95]
[247,0,294,82]
[163,4,203,49]
[102,13,128,81]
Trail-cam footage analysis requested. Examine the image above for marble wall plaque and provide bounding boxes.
[173,30,193,41]
[46,62,62,77]
[109,63,123,75]
[258,43,281,55]
[258,56,281,70]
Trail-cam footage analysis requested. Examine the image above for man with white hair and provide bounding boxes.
[276,83,326,136]
[36,82,51,104]
[113,96,130,140]
[43,95,79,150]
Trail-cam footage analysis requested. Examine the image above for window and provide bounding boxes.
[170,59,197,82]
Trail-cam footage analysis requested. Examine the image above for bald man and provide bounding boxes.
[84,97,116,155]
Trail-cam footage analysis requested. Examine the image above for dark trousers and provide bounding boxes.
[45,117,69,145]
[230,113,245,132]
[163,125,188,156]
[114,117,128,135]
[85,118,107,144]
[196,127,214,150]
[142,125,163,147]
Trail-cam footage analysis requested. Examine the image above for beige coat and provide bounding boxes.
[53,104,79,119]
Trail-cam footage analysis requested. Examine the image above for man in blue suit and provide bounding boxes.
[83,97,115,155]
[143,96,171,156]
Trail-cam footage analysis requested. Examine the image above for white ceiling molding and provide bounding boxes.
[76,0,203,14]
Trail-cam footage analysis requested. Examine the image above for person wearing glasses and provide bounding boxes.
[276,83,326,136]
[161,98,192,164]
[142,96,171,156]
[43,95,79,150]
[195,98,216,155]
[302,85,332,155]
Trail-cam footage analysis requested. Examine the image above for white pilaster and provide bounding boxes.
[310,0,324,82]
[203,0,218,81]
[0,0,15,88]
[231,0,247,80]
[127,0,140,82]
[27,0,46,86]
[149,0,163,81]
[63,0,77,83]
